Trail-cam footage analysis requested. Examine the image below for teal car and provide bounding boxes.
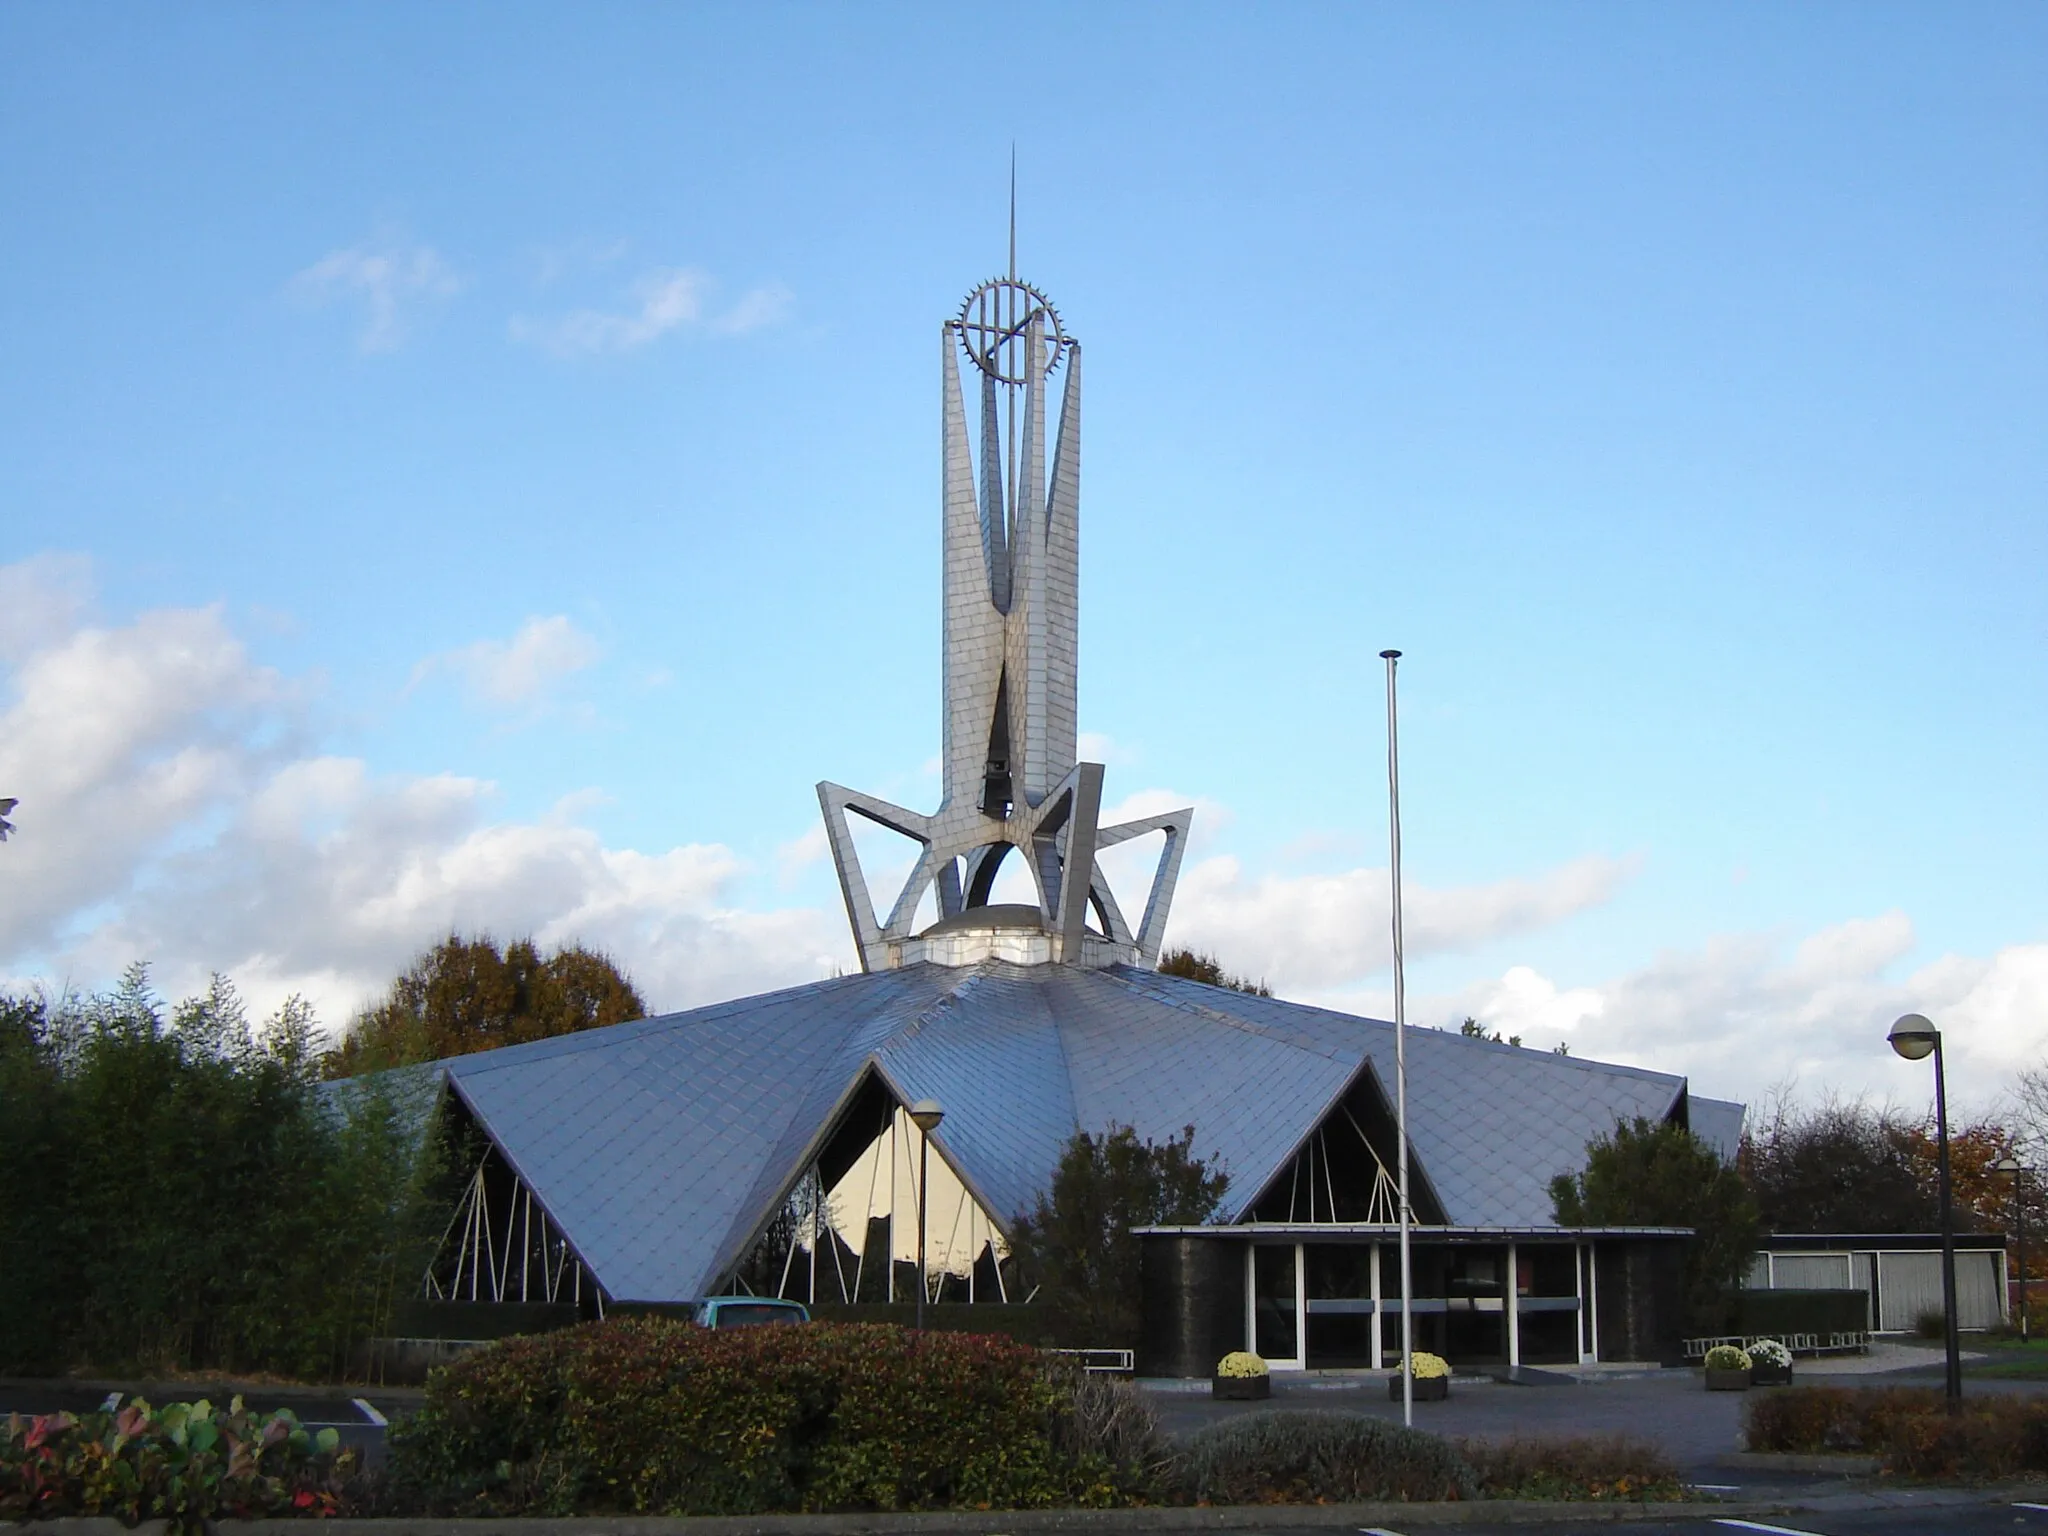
[690,1296,810,1329]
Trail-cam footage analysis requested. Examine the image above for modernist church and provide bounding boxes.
[394,265,1744,1376]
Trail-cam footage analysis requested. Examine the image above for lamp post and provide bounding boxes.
[909,1099,945,1330]
[1994,1156,2030,1343]
[1381,649,1413,1429]
[1888,1013,1962,1403]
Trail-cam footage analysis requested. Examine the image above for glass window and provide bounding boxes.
[1253,1245,1298,1362]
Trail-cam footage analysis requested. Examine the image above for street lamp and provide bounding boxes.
[1994,1156,2030,1343]
[1888,1013,1962,1403]
[909,1099,945,1330]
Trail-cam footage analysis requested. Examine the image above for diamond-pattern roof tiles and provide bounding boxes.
[406,960,1733,1302]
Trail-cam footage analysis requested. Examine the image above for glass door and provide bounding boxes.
[1250,1244,1302,1368]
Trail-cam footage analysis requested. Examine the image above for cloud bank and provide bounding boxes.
[2,556,2039,1110]
[0,560,841,1034]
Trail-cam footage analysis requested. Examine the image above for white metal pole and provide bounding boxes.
[1382,648,1413,1428]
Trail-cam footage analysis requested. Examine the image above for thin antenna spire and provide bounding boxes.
[1008,144,1017,281]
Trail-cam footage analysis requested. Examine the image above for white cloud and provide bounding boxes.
[1425,917,2048,1111]
[0,561,846,1033]
[416,615,602,707]
[510,268,792,356]
[711,283,794,336]
[290,233,462,352]
[1161,849,1637,991]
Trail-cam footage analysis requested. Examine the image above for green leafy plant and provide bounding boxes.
[385,1317,1127,1516]
[1171,1410,1476,1504]
[0,1396,356,1531]
[1457,1434,1688,1502]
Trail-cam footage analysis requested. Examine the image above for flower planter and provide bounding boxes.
[1705,1367,1751,1391]
[1212,1374,1270,1400]
[1390,1374,1449,1402]
[1749,1363,1793,1387]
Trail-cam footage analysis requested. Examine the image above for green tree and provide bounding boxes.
[1739,1095,1961,1234]
[1157,948,1271,996]
[0,966,437,1377]
[1007,1124,1230,1347]
[323,934,645,1077]
[1459,1016,1523,1048]
[1550,1115,1762,1332]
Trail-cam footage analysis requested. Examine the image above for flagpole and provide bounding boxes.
[1381,648,1413,1428]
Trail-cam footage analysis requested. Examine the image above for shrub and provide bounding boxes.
[0,1397,357,1531]
[1407,1350,1450,1380]
[385,1318,1113,1515]
[1215,1351,1267,1378]
[1704,1345,1750,1372]
[1458,1434,1688,1502]
[1914,1308,1946,1340]
[1171,1410,1476,1504]
[1746,1339,1793,1370]
[1046,1368,1168,1501]
[1743,1386,2048,1479]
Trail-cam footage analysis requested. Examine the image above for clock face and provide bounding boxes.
[957,278,1066,385]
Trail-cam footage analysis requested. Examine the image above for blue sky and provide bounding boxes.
[2,3,2042,1109]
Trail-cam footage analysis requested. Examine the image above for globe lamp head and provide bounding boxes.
[909,1098,945,1134]
[1888,1013,1939,1062]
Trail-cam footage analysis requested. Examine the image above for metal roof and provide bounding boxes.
[396,960,1732,1302]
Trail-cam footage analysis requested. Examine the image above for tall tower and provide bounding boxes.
[818,263,1191,972]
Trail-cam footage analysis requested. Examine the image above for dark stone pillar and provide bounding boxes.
[1139,1234,1242,1378]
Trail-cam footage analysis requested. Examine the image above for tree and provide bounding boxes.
[0,967,435,1377]
[1007,1124,1230,1347]
[1740,1095,1940,1234]
[1157,948,1271,996]
[1460,1016,1523,1048]
[1550,1115,1762,1331]
[322,934,645,1077]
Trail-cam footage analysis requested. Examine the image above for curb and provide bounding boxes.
[0,1505,1829,1535]
[1719,1452,1882,1475]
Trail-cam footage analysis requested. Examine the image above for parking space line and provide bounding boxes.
[1358,1528,1408,1535]
[351,1397,388,1427]
[98,1392,122,1413]
[1713,1522,1826,1535]
[2017,1504,2048,1513]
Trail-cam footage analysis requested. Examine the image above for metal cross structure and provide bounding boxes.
[818,247,1191,972]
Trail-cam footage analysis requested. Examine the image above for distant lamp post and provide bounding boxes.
[1889,1013,1962,1403]
[1994,1156,2030,1343]
[909,1099,945,1330]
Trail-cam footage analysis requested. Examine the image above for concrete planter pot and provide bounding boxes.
[1212,1374,1270,1400]
[1705,1366,1752,1391]
[1749,1362,1794,1387]
[1390,1374,1449,1402]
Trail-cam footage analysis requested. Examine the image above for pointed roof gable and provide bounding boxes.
[416,960,1714,1302]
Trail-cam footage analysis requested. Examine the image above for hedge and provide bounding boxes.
[1746,1386,2048,1479]
[1733,1288,1870,1338]
[384,1317,1125,1515]
[1172,1410,1475,1504]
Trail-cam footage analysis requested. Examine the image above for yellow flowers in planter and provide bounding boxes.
[1408,1351,1450,1380]
[1215,1351,1269,1378]
[1703,1345,1750,1372]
